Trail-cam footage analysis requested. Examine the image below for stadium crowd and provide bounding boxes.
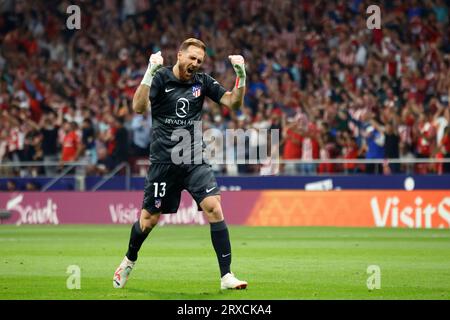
[1,0,450,181]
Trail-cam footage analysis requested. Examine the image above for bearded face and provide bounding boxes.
[177,45,205,81]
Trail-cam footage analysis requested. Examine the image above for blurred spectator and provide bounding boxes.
[87,147,115,176]
[40,112,60,175]
[318,129,338,174]
[112,116,129,168]
[6,180,17,191]
[399,142,416,173]
[363,121,385,174]
[281,117,302,175]
[60,121,81,163]
[341,132,360,173]
[81,118,97,164]
[440,126,450,173]
[415,114,436,173]
[22,127,44,176]
[25,181,40,191]
[350,111,386,174]
[0,131,7,163]
[130,112,151,157]
[300,128,320,175]
[384,122,401,173]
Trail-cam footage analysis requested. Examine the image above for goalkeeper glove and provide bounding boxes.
[141,51,164,87]
[228,55,246,88]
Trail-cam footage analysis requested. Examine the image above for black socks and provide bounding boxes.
[210,220,232,277]
[126,221,151,262]
[125,219,231,277]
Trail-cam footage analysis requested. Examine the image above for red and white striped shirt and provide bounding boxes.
[7,127,24,153]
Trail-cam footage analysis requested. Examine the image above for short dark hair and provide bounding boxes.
[179,38,206,52]
[115,116,125,125]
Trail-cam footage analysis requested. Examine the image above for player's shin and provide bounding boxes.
[210,220,232,277]
[126,220,152,261]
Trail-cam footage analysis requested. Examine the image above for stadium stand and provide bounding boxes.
[1,0,450,181]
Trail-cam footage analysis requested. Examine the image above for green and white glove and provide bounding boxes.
[141,51,164,86]
[228,55,246,88]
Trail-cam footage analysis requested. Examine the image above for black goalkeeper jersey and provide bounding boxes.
[148,66,227,164]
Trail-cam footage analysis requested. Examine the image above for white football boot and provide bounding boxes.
[113,256,135,288]
[220,272,248,290]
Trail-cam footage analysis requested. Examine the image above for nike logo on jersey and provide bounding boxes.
[221,253,231,258]
[213,81,219,85]
[206,187,216,193]
[165,87,175,92]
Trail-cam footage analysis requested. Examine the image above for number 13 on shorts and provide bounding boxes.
[153,182,166,197]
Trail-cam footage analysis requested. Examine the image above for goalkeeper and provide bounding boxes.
[113,38,248,290]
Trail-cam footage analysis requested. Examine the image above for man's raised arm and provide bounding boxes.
[133,51,163,114]
[220,55,246,110]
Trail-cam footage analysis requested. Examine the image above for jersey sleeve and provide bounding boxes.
[203,74,227,104]
[149,70,163,102]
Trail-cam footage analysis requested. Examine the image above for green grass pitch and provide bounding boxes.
[1,225,449,300]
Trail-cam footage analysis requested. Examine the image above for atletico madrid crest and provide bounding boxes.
[192,85,201,98]
[155,199,161,209]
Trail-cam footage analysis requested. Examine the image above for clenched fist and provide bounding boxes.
[141,51,164,86]
[149,51,164,76]
[228,55,246,88]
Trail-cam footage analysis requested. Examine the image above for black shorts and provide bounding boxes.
[142,163,220,214]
